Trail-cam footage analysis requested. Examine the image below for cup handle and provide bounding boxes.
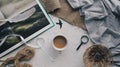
[27,37,45,48]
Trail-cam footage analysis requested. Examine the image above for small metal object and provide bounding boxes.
[76,35,89,51]
[56,19,63,29]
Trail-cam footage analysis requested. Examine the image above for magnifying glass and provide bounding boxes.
[76,35,89,51]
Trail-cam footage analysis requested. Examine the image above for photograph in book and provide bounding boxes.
[0,0,54,57]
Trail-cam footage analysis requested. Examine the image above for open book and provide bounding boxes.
[0,0,54,58]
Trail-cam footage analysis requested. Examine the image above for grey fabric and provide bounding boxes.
[68,0,120,67]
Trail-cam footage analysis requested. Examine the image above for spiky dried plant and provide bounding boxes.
[83,45,113,67]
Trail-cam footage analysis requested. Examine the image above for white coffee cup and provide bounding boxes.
[52,35,67,51]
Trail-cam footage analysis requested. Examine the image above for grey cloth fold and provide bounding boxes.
[68,0,120,66]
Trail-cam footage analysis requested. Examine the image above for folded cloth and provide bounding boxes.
[0,10,6,25]
[41,0,86,30]
[0,0,35,18]
[0,10,4,20]
[67,0,120,66]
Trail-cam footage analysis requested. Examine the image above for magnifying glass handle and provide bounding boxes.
[76,42,83,51]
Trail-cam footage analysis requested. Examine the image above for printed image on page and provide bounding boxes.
[0,0,54,58]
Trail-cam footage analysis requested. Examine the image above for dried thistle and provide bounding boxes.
[83,45,113,67]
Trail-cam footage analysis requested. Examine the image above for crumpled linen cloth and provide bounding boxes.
[41,0,86,30]
[67,0,120,66]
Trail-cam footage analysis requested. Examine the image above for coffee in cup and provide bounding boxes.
[52,35,67,51]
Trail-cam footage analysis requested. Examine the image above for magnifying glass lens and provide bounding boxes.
[81,36,89,44]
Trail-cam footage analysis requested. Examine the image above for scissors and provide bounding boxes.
[76,35,89,51]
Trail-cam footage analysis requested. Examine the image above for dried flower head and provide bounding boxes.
[83,45,113,67]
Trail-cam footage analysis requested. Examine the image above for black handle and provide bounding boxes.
[76,42,83,51]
